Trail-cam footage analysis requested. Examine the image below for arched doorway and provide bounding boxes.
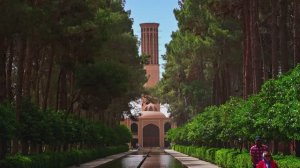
[143,124,159,147]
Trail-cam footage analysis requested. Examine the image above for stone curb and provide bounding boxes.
[69,150,137,168]
[165,149,220,168]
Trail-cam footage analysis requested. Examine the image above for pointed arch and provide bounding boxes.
[143,124,159,147]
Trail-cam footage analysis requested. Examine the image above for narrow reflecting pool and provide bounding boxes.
[97,151,186,168]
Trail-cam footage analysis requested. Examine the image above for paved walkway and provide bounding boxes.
[69,150,137,168]
[165,149,220,168]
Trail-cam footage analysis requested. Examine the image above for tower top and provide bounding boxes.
[140,23,159,27]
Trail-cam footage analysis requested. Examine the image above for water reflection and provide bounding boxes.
[141,153,185,168]
[97,151,186,168]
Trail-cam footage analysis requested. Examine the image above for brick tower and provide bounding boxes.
[121,23,174,149]
[140,23,160,88]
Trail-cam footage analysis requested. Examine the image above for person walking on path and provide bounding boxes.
[256,151,278,168]
[250,136,269,168]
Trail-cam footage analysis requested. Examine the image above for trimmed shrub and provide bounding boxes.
[205,148,217,162]
[275,155,300,168]
[215,149,230,167]
[235,152,252,168]
[173,145,300,168]
[0,145,128,168]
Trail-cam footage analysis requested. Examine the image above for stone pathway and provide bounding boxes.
[69,150,137,168]
[165,149,220,168]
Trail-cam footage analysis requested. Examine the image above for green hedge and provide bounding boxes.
[215,148,246,168]
[0,145,128,168]
[173,145,300,168]
[167,65,300,150]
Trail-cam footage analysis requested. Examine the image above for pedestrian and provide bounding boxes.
[250,136,269,168]
[256,151,278,168]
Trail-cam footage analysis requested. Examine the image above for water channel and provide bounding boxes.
[97,150,186,168]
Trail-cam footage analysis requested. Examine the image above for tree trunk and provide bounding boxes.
[21,140,29,155]
[271,0,279,78]
[212,62,221,105]
[294,0,300,65]
[57,67,68,110]
[66,72,78,115]
[42,45,54,111]
[33,51,40,106]
[282,141,291,155]
[273,139,279,154]
[6,41,14,102]
[0,138,3,159]
[251,0,262,93]
[23,38,33,97]
[223,65,230,102]
[0,39,7,103]
[13,37,27,154]
[243,0,253,99]
[212,75,219,105]
[295,140,300,157]
[31,143,38,154]
[16,37,27,121]
[279,0,289,73]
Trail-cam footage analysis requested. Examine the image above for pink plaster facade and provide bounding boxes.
[121,114,174,148]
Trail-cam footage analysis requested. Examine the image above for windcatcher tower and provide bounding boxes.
[121,23,173,149]
[140,23,160,88]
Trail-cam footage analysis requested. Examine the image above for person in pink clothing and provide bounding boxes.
[256,151,278,168]
[250,136,269,168]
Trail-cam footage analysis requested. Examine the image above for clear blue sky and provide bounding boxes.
[124,0,179,77]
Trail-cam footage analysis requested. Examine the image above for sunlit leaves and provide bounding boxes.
[167,65,300,145]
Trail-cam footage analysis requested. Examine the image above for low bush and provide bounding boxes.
[205,148,217,162]
[173,145,300,168]
[0,145,128,168]
[235,152,252,168]
[275,155,300,168]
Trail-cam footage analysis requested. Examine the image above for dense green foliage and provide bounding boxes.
[173,145,300,168]
[156,0,299,129]
[15,99,131,151]
[165,0,300,158]
[0,145,128,168]
[155,0,242,125]
[0,0,146,125]
[0,0,145,159]
[0,103,16,141]
[1,100,132,154]
[167,65,300,146]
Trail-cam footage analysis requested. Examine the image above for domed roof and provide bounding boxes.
[140,111,167,119]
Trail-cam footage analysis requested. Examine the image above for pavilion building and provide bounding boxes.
[121,23,174,148]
